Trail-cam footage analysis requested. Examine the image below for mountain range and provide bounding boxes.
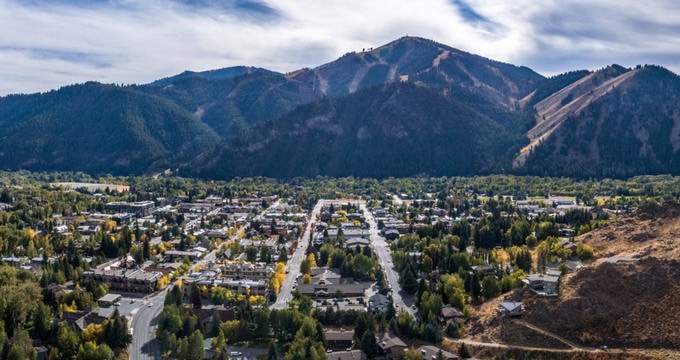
[1,36,679,179]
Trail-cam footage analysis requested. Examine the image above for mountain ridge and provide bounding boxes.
[0,36,679,179]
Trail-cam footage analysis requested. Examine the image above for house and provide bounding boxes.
[47,283,72,301]
[439,306,465,326]
[384,228,400,241]
[565,259,584,272]
[523,273,560,296]
[164,250,203,262]
[190,306,238,335]
[498,301,523,317]
[326,350,365,360]
[471,265,497,277]
[416,345,459,360]
[63,310,108,332]
[345,238,370,251]
[325,329,354,350]
[376,333,407,360]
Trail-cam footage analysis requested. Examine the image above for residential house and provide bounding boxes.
[325,329,354,350]
[439,306,465,326]
[164,250,203,262]
[190,306,238,335]
[498,301,523,317]
[384,228,400,241]
[345,238,370,251]
[416,345,459,360]
[376,333,407,360]
[325,350,365,360]
[523,272,560,296]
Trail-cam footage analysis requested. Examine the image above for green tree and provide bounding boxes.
[190,284,202,309]
[576,243,595,261]
[76,342,114,360]
[31,302,53,341]
[458,342,470,359]
[284,317,326,360]
[245,246,258,262]
[55,322,80,360]
[360,329,378,359]
[178,330,204,360]
[104,308,132,351]
[481,277,500,299]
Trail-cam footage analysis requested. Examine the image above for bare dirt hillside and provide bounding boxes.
[580,201,680,261]
[528,202,680,349]
[468,202,680,358]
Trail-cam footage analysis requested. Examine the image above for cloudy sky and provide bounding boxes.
[1,0,679,96]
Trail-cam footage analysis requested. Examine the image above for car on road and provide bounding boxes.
[148,302,153,307]
[229,351,243,356]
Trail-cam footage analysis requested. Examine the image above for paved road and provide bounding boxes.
[129,289,168,360]
[271,200,323,310]
[361,203,415,317]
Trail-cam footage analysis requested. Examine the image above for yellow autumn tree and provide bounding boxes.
[307,253,317,268]
[270,277,281,294]
[157,275,171,290]
[81,322,104,343]
[302,274,312,284]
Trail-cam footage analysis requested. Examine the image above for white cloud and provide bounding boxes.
[0,0,679,95]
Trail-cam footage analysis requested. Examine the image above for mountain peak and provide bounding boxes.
[149,66,275,87]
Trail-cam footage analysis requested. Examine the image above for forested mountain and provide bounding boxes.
[0,36,679,179]
[519,65,680,178]
[0,82,219,174]
[190,82,522,178]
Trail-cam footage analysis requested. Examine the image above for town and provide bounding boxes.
[0,174,665,359]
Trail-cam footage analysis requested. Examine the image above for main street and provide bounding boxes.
[271,200,324,309]
[361,203,416,317]
[129,289,168,360]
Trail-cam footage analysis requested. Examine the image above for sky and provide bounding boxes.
[1,0,679,96]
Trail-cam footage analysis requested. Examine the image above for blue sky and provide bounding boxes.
[1,0,679,95]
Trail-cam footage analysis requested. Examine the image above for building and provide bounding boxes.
[325,329,354,350]
[439,306,465,326]
[326,350,365,360]
[97,293,122,307]
[221,261,274,280]
[105,201,155,217]
[498,301,523,317]
[81,267,162,293]
[297,267,372,298]
[164,250,203,262]
[523,272,560,296]
[368,293,391,314]
[376,333,407,360]
[416,345,459,360]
